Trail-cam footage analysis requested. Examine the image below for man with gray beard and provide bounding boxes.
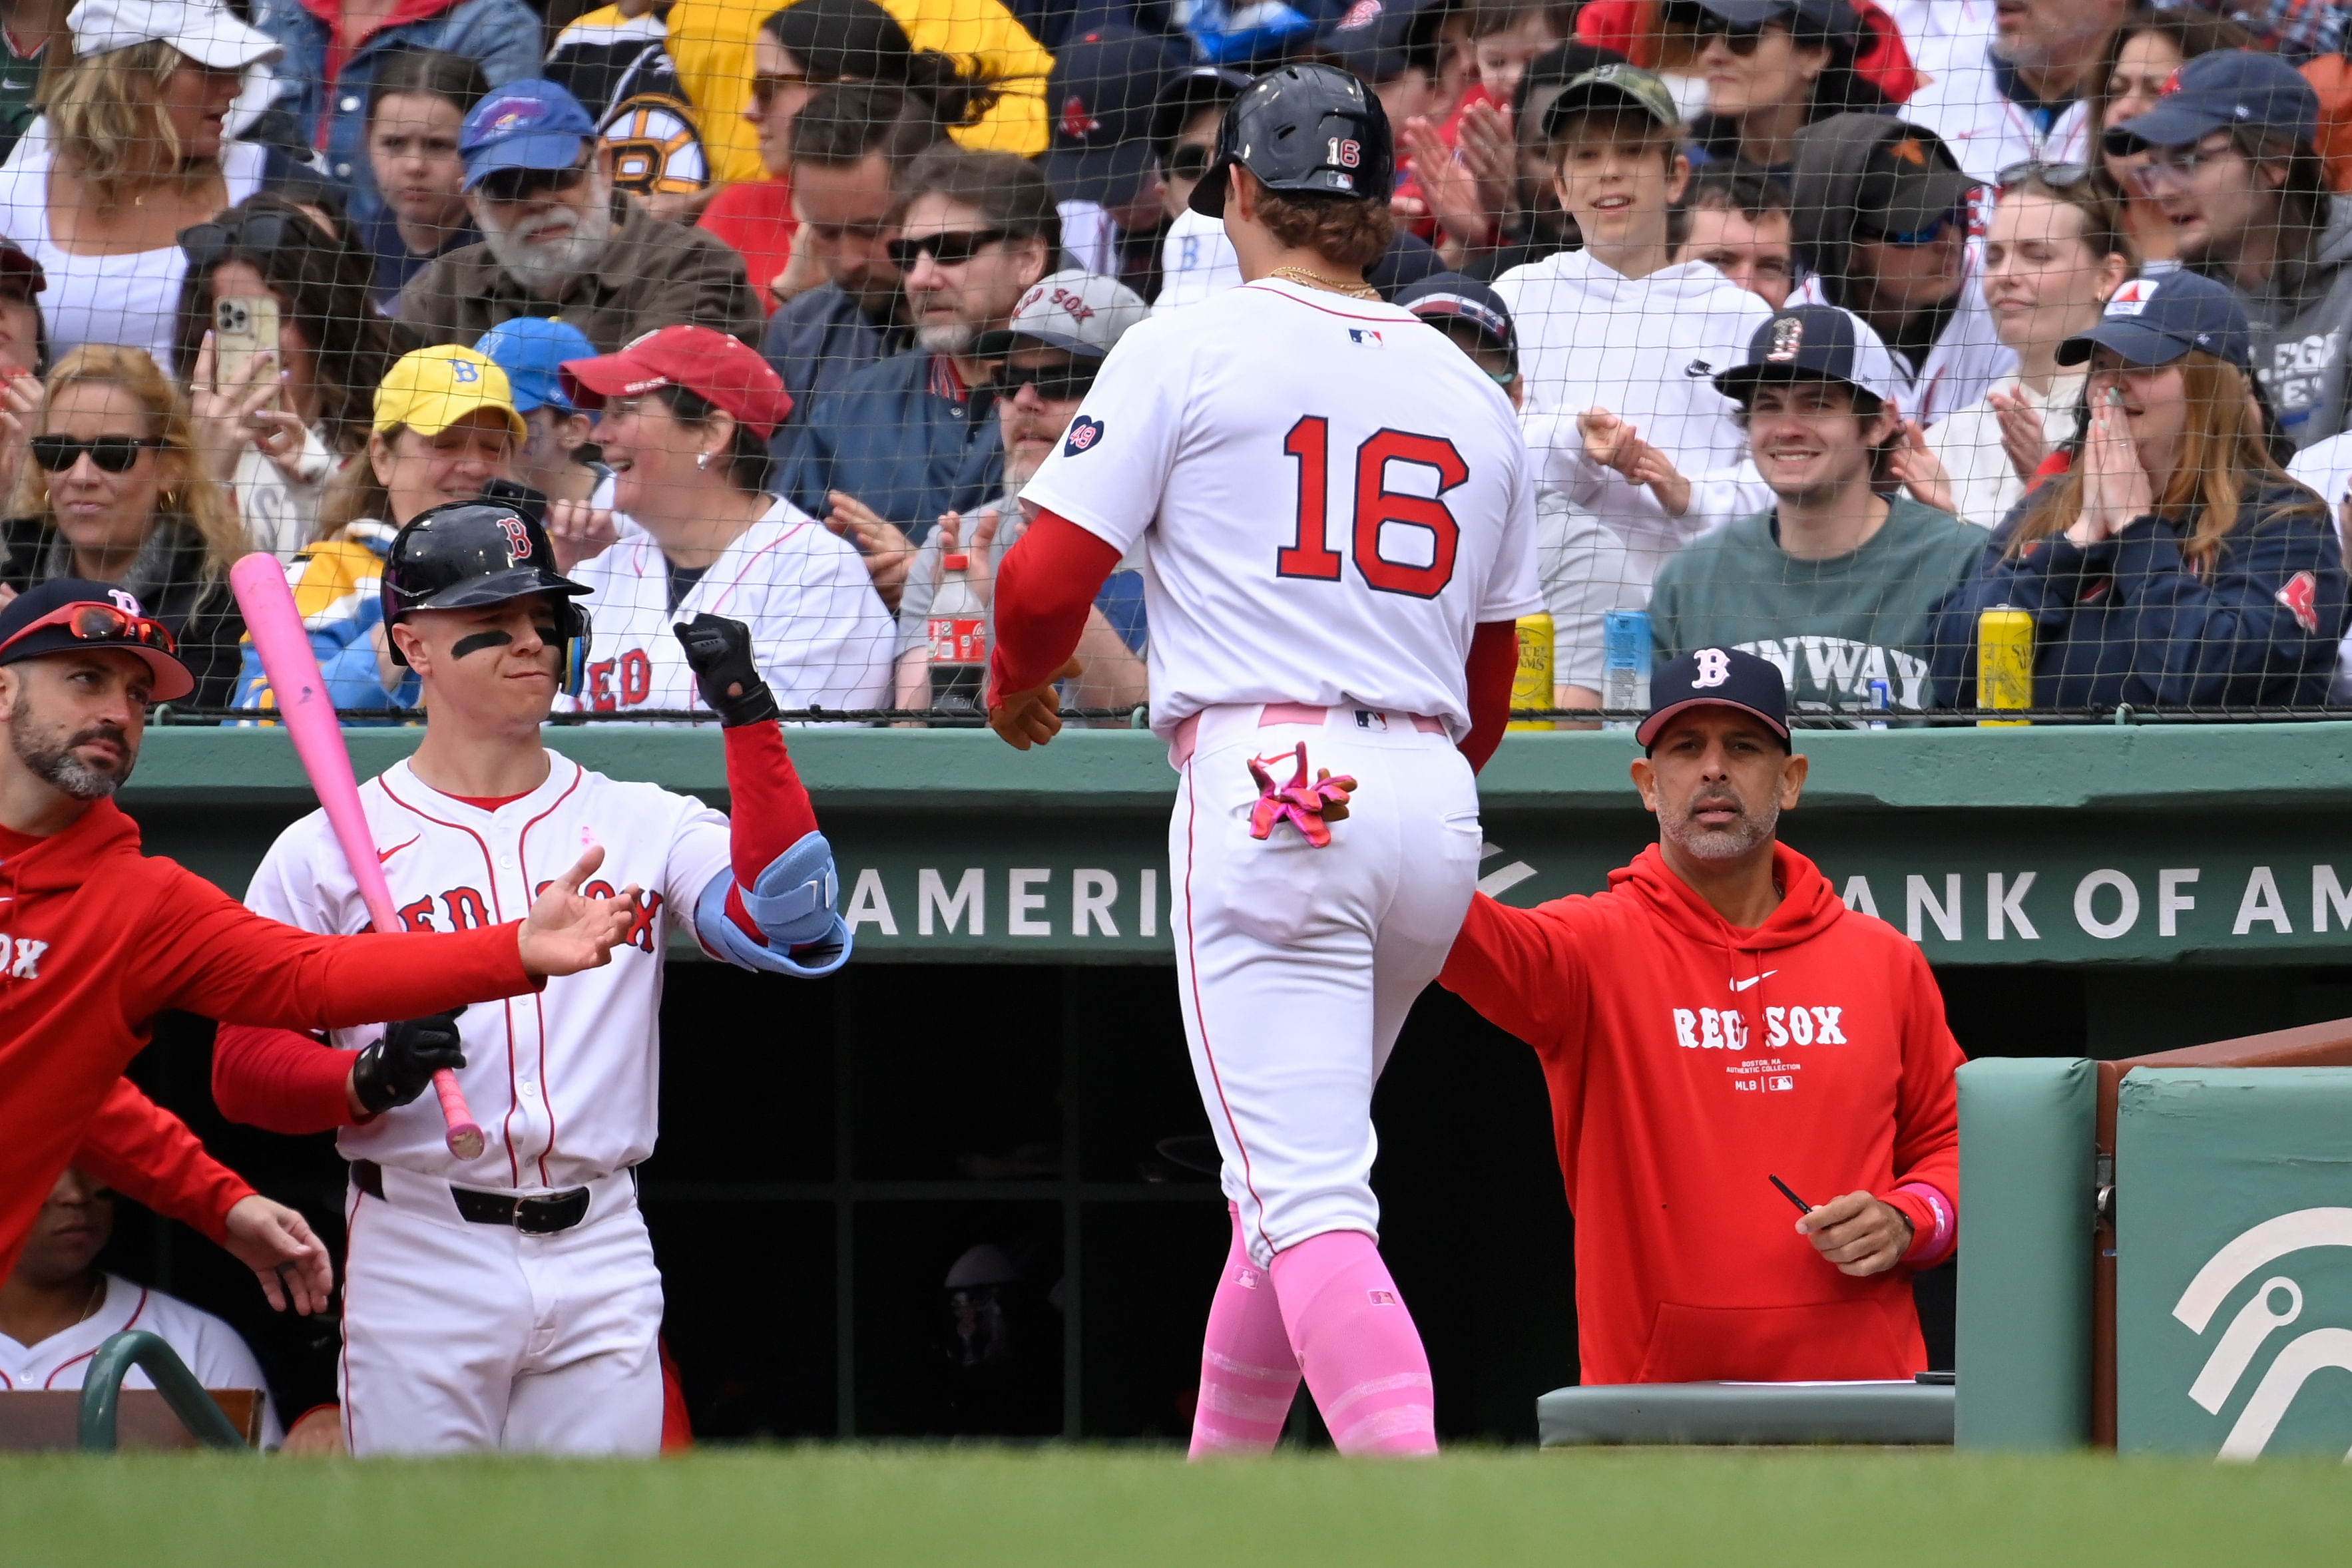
[1437,646,1966,1386]
[397,79,763,353]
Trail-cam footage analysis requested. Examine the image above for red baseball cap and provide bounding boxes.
[560,325,794,441]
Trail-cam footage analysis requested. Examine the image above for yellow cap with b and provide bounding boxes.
[373,345,528,441]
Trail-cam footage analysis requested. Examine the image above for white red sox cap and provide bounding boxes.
[973,269,1150,361]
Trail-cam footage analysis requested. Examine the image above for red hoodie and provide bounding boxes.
[1439,841,1963,1385]
[0,796,545,1282]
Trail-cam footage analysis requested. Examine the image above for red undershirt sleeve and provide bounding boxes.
[1459,619,1519,774]
[720,719,822,942]
[212,1024,360,1135]
[987,510,1122,708]
[73,1079,254,1245]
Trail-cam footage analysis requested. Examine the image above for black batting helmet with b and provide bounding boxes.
[379,501,591,670]
[1189,63,1393,218]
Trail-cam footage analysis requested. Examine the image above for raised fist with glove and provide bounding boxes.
[348,1007,467,1117]
[674,612,779,726]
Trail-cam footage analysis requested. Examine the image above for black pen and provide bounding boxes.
[1769,1174,1813,1215]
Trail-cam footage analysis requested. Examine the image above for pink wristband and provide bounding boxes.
[1891,1181,1957,1266]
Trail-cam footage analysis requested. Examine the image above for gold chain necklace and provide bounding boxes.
[1268,265,1381,301]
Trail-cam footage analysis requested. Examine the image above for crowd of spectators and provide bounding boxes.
[0,0,2350,723]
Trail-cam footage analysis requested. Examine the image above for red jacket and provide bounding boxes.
[1439,842,1963,1385]
[0,797,543,1281]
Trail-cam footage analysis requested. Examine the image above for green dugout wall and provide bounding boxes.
[106,721,2352,1442]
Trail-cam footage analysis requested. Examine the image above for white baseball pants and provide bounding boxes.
[340,1163,664,1456]
[1169,704,1483,1270]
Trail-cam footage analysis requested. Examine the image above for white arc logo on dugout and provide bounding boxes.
[2174,1207,2352,1460]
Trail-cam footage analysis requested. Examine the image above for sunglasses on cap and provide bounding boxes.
[29,434,165,473]
[1163,142,1215,182]
[476,159,592,206]
[0,600,178,660]
[1998,159,2095,190]
[886,228,1013,270]
[994,361,1099,401]
[178,209,319,268]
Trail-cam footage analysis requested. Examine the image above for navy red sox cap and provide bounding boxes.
[2104,49,2320,155]
[1638,646,1791,749]
[1395,272,1519,365]
[2056,270,2252,370]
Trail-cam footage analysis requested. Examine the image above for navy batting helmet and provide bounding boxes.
[379,500,591,671]
[1189,63,1393,219]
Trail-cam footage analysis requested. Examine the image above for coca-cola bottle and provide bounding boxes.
[927,551,988,713]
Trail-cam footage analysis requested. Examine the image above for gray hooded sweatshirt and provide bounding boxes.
[2219,195,2352,451]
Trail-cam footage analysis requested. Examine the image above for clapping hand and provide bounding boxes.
[1580,407,1693,518]
[0,367,38,503]
[825,490,917,611]
[1887,420,1957,515]
[1986,387,2050,481]
[932,508,1004,607]
[546,498,618,572]
[2070,385,2153,547]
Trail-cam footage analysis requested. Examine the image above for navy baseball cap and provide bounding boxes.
[1310,0,1446,85]
[475,317,597,414]
[0,578,194,700]
[1395,273,1518,365]
[459,79,598,192]
[2105,49,2320,155]
[1678,0,1857,33]
[1855,122,1979,236]
[1638,646,1790,748]
[1150,65,1252,152]
[1714,303,1905,405]
[2056,271,2252,369]
[1042,25,1183,208]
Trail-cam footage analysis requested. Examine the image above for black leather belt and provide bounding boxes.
[352,1159,593,1235]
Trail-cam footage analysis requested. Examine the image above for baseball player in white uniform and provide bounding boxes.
[987,65,1540,1458]
[547,325,894,719]
[213,500,852,1456]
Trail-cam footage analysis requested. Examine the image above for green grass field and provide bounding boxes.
[5,1446,2351,1567]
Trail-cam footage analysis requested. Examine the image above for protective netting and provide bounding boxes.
[4,0,2349,727]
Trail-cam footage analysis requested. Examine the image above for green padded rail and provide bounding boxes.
[77,1331,250,1452]
[1955,1057,2096,1450]
[1538,1381,1954,1446]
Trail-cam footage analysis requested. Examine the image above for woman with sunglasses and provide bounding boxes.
[231,345,524,715]
[172,195,411,560]
[704,0,1007,311]
[1680,0,1887,177]
[0,345,246,706]
[1895,170,2130,531]
[0,0,284,367]
[893,270,1148,718]
[550,324,893,720]
[1927,271,2347,711]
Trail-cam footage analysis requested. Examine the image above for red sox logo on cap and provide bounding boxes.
[1337,0,1381,29]
[1767,317,1804,361]
[1060,95,1100,140]
[499,518,533,559]
[1693,649,1733,687]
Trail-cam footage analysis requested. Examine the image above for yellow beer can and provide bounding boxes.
[1977,607,2033,726]
[1509,612,1555,731]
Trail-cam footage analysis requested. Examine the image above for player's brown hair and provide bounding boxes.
[1250,187,1397,274]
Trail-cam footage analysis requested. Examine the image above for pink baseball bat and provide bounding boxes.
[229,553,487,1160]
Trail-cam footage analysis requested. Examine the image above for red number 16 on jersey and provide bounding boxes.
[1276,415,1467,600]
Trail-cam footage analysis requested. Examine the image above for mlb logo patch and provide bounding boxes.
[1349,328,1384,347]
[1064,415,1104,455]
[2108,278,2159,316]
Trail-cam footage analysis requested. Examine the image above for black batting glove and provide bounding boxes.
[674,613,780,727]
[351,1008,467,1115]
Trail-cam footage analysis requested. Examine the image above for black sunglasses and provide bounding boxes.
[178,210,317,268]
[994,361,1098,401]
[750,69,812,107]
[1164,143,1215,181]
[476,159,592,206]
[886,228,1013,269]
[30,435,165,473]
[1668,3,1776,54]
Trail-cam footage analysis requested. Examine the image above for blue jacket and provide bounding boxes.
[250,0,544,203]
[1925,478,2349,709]
[780,349,1001,545]
[760,284,910,445]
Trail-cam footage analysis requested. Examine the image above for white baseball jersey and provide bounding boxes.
[563,497,895,717]
[0,1274,282,1445]
[1899,41,2092,188]
[1019,278,1542,743]
[242,751,732,1191]
[1493,249,1775,569]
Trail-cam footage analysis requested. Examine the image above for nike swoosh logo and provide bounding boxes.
[377,836,419,865]
[1730,970,1777,992]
